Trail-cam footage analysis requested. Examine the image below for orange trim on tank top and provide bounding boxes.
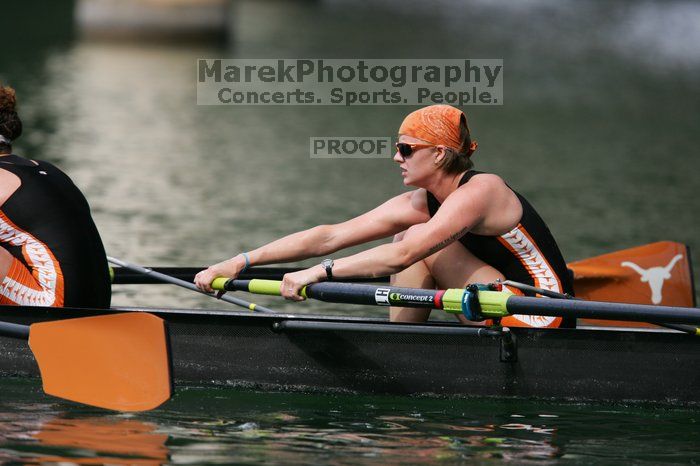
[0,210,65,307]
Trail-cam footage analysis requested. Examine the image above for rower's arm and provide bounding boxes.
[195,190,431,291]
[330,181,490,279]
[250,190,430,265]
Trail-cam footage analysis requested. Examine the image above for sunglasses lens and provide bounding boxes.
[397,143,412,157]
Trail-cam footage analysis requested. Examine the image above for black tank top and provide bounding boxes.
[0,154,111,308]
[427,170,574,308]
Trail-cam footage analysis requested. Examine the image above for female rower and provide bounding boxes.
[0,85,111,308]
[195,104,573,328]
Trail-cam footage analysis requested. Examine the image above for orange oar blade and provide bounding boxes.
[569,241,695,327]
[28,313,172,412]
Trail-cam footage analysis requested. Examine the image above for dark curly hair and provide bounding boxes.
[0,85,22,152]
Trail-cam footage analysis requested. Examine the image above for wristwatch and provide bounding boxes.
[321,258,334,280]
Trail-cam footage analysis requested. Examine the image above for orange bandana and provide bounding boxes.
[398,105,478,156]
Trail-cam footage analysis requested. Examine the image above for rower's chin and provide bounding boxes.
[402,175,418,187]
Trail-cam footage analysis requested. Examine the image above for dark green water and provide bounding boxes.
[1,378,699,465]
[2,0,700,463]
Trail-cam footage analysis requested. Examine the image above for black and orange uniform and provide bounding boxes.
[427,170,574,328]
[0,154,111,308]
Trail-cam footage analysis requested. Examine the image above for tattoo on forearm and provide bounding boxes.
[425,226,470,256]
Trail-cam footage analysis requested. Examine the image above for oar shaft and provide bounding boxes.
[307,282,439,307]
[503,295,700,325]
[219,279,700,326]
[218,279,465,312]
[0,320,30,339]
[112,266,389,284]
[108,257,275,313]
[223,279,438,306]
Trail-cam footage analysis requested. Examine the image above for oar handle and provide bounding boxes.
[0,320,30,340]
[214,278,283,296]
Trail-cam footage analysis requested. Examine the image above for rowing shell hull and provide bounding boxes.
[1,306,698,406]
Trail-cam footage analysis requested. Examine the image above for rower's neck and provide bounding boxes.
[425,170,467,203]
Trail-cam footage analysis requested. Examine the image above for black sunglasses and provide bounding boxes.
[395,142,436,158]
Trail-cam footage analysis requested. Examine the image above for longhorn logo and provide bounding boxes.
[620,255,683,304]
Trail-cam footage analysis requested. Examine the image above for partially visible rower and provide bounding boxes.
[196,105,574,328]
[0,84,111,308]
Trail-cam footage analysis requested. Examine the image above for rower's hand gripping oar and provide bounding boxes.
[0,313,172,411]
[108,256,275,313]
[212,278,700,327]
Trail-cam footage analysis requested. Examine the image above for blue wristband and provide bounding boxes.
[241,252,251,272]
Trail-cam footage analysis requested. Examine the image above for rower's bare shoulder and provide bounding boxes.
[452,173,508,201]
[0,168,21,206]
[467,173,508,191]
